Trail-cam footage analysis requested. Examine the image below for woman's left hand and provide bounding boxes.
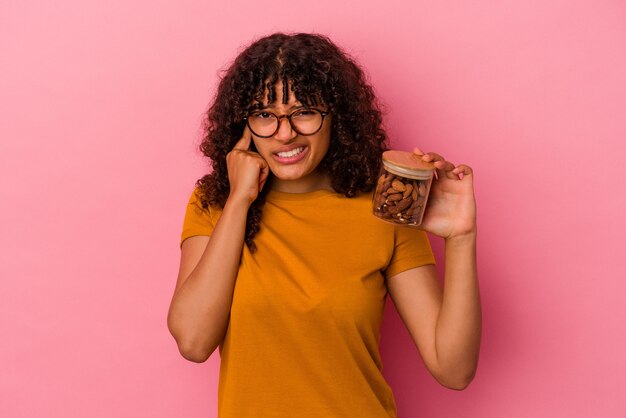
[413,147,477,240]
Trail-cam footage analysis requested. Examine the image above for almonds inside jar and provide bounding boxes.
[372,150,435,227]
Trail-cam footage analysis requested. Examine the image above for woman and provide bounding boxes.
[167,32,481,417]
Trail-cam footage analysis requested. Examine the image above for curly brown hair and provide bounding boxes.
[195,32,389,252]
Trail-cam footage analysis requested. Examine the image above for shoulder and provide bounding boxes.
[335,188,375,205]
[186,187,223,219]
[339,189,378,215]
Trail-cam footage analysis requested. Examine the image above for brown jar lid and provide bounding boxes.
[382,150,435,179]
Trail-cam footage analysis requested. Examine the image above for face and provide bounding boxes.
[248,79,332,192]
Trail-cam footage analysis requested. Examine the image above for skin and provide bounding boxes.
[247,80,333,194]
[232,81,332,196]
[168,79,481,391]
[385,148,480,390]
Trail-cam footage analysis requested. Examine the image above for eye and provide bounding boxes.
[253,111,273,119]
[292,109,316,117]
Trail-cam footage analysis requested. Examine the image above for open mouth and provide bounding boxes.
[276,146,305,158]
[273,146,308,164]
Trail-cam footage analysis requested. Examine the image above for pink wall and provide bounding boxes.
[2,0,625,416]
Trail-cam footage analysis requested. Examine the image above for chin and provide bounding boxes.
[271,169,307,180]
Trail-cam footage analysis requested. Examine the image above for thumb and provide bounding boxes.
[233,126,252,151]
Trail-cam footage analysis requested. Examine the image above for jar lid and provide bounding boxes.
[382,150,435,180]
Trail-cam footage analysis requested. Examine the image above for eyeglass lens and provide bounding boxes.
[247,109,324,137]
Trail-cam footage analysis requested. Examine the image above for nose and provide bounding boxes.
[274,115,297,142]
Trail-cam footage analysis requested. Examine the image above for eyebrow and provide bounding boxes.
[254,103,306,111]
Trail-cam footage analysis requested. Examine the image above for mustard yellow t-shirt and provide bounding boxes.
[180,187,436,418]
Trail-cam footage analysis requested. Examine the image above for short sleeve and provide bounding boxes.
[384,225,436,278]
[180,188,216,248]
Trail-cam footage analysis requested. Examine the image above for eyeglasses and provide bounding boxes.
[243,108,329,138]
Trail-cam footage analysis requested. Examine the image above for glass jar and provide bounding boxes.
[372,150,436,227]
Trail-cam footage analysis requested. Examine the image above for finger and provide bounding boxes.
[258,160,270,191]
[437,160,459,179]
[413,147,425,156]
[233,126,252,151]
[428,157,455,180]
[451,164,474,179]
[259,175,269,192]
[420,152,454,180]
[421,152,445,162]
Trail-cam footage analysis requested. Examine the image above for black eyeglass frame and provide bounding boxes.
[243,108,330,138]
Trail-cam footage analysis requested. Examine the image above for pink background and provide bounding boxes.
[1,0,625,416]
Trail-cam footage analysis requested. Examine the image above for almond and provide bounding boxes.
[391,179,406,192]
[395,197,412,212]
[407,205,422,218]
[403,183,413,199]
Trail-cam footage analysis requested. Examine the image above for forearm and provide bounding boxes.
[435,231,482,387]
[167,197,249,361]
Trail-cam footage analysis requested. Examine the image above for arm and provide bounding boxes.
[388,148,480,389]
[387,231,481,390]
[167,197,249,363]
[167,127,269,363]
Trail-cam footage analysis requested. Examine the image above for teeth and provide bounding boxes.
[277,146,304,158]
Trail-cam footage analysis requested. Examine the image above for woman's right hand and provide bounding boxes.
[225,126,270,206]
